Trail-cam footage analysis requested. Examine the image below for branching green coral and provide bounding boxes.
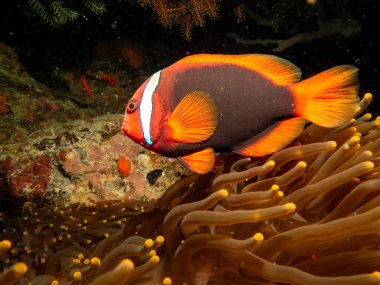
[27,0,106,27]
[50,1,79,25]
[84,0,107,15]
[25,0,241,40]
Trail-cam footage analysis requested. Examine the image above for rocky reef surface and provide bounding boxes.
[0,42,185,210]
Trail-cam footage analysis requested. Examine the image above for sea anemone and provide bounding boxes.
[1,93,380,284]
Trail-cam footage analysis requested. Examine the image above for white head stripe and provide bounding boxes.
[140,70,161,145]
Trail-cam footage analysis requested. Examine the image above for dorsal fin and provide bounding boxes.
[176,54,301,85]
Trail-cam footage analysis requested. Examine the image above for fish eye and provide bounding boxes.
[127,100,138,113]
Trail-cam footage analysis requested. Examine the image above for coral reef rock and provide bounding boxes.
[1,114,185,204]
[0,42,185,205]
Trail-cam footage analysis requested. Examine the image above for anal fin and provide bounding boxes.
[234,117,305,157]
[177,148,215,174]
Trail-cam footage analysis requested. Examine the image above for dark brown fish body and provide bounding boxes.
[163,64,295,154]
[122,54,359,173]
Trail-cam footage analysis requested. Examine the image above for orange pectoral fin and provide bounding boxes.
[177,148,215,174]
[234,117,305,157]
[165,91,217,143]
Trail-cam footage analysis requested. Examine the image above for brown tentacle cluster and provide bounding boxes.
[1,93,380,284]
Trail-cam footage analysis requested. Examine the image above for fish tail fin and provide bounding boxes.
[291,65,359,128]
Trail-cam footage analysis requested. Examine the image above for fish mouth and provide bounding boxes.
[121,122,129,135]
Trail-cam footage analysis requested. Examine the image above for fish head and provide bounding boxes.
[122,70,165,149]
[122,87,145,145]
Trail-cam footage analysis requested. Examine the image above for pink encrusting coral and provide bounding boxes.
[0,114,185,202]
[98,73,118,87]
[80,75,95,97]
[0,155,51,198]
[0,93,380,284]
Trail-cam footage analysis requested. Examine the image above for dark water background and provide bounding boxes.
[1,0,379,114]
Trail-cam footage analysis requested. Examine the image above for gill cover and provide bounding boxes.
[140,71,161,145]
[123,70,164,146]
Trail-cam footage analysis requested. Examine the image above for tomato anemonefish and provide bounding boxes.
[122,54,359,174]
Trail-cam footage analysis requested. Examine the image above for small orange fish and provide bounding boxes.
[122,54,359,174]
